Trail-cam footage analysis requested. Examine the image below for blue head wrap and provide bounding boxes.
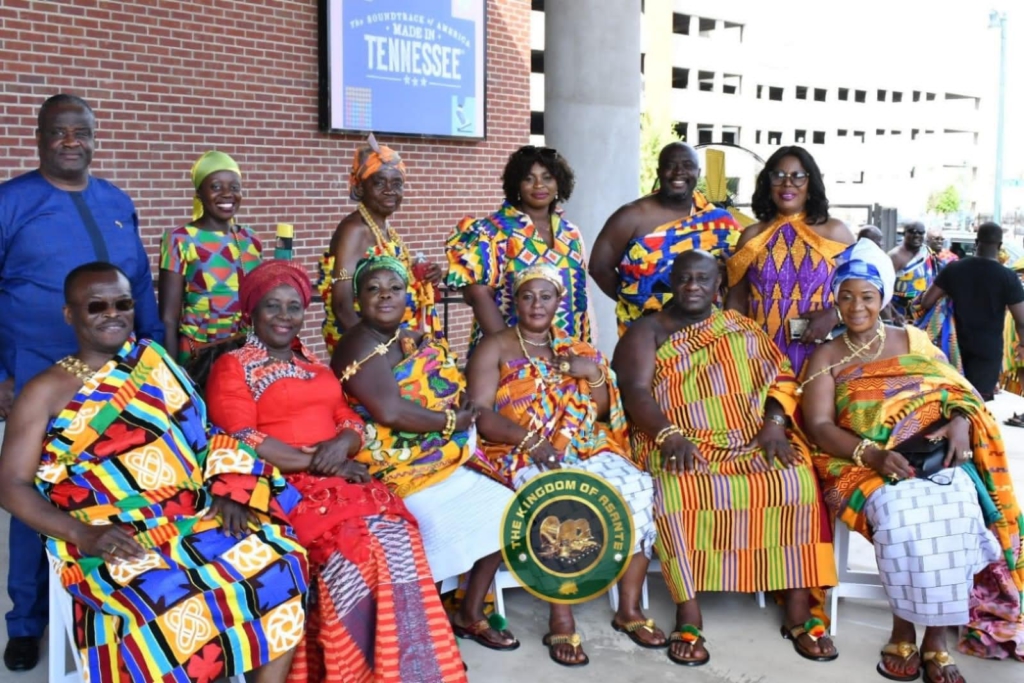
[831,238,896,308]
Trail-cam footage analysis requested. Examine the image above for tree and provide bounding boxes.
[927,185,961,216]
[639,112,683,194]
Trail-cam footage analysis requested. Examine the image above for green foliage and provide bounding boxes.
[640,112,683,194]
[926,185,961,216]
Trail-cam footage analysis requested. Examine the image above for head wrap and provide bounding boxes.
[191,150,242,221]
[239,260,312,318]
[349,133,406,202]
[352,254,409,296]
[512,263,566,296]
[831,238,897,308]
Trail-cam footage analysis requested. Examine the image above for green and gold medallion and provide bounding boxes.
[499,470,634,604]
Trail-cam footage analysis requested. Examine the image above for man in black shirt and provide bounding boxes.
[919,222,1024,399]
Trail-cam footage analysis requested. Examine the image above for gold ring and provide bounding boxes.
[548,456,555,463]
[559,361,571,373]
[962,450,973,459]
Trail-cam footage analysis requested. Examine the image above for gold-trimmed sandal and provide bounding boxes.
[780,617,839,662]
[667,624,709,666]
[542,632,589,667]
[921,651,961,683]
[877,642,920,681]
[611,618,668,649]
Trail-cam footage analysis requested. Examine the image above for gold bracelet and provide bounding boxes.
[527,436,545,453]
[514,429,536,454]
[442,409,456,439]
[654,425,681,447]
[851,438,873,467]
[588,369,607,388]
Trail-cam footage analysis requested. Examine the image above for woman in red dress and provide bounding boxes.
[206,260,466,683]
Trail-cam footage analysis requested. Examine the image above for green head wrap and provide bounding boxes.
[191,150,242,221]
[353,254,409,296]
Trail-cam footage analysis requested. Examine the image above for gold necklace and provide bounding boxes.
[519,330,552,347]
[796,322,886,396]
[516,325,560,388]
[358,203,410,268]
[56,355,99,383]
[338,328,402,382]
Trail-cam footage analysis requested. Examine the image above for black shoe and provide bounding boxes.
[4,637,39,671]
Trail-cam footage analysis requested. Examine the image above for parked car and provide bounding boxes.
[946,230,1024,265]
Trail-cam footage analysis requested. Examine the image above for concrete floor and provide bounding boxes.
[0,395,1022,683]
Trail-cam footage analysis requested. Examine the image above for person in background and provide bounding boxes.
[0,262,307,683]
[0,94,163,672]
[726,146,854,377]
[317,135,442,356]
[589,142,743,335]
[857,224,884,248]
[889,221,940,321]
[917,222,1024,401]
[447,145,591,354]
[926,226,959,268]
[159,151,261,382]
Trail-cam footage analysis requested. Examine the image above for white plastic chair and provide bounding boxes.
[828,523,887,636]
[440,567,517,617]
[606,558,767,611]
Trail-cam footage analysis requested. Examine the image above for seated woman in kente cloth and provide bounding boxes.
[615,250,838,668]
[465,263,663,667]
[206,260,467,683]
[0,262,308,683]
[803,238,1023,683]
[332,255,519,653]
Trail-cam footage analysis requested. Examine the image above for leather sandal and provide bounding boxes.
[780,617,839,662]
[666,624,709,666]
[451,618,520,651]
[877,642,920,681]
[542,632,589,667]
[611,618,667,649]
[921,651,960,683]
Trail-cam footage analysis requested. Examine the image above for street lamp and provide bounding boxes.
[989,10,1007,224]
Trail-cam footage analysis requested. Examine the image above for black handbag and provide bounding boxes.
[893,418,950,480]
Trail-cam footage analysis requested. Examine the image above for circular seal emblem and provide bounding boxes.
[499,469,634,604]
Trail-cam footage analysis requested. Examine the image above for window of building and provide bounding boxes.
[855,90,866,103]
[891,130,901,135]
[876,129,885,135]
[768,131,782,145]
[674,122,688,141]
[672,67,690,89]
[854,131,865,143]
[769,86,783,101]
[697,124,713,145]
[722,21,745,43]
[531,50,544,74]
[910,167,915,179]
[530,111,544,135]
[926,92,936,101]
[911,128,919,140]
[722,125,740,145]
[925,129,934,135]
[892,91,903,103]
[756,85,763,99]
[838,129,848,136]
[722,73,741,95]
[795,129,807,143]
[852,171,864,184]
[838,88,849,101]
[640,53,645,74]
[796,86,808,100]
[698,70,714,92]
[698,17,716,36]
[813,131,825,144]
[877,89,887,102]
[755,130,762,144]
[913,91,921,102]
[531,0,544,10]
[672,13,690,35]
[814,88,827,102]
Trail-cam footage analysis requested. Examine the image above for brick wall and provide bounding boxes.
[0,0,531,357]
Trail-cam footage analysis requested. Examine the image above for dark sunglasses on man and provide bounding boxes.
[83,298,135,315]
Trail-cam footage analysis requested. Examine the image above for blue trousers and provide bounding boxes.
[5,516,48,639]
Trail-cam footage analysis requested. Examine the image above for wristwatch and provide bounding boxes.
[766,414,787,428]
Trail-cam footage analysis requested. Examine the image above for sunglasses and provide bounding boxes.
[768,170,809,187]
[520,145,558,158]
[84,298,135,315]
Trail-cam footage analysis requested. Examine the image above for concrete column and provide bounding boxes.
[545,0,642,357]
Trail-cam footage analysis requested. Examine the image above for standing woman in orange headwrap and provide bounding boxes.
[317,134,443,355]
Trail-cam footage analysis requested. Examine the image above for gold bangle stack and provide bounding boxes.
[655,425,682,447]
[851,438,874,467]
[526,437,544,453]
[588,370,607,389]
[514,429,537,454]
[442,409,456,440]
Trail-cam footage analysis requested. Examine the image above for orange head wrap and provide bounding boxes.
[239,260,312,319]
[349,132,406,201]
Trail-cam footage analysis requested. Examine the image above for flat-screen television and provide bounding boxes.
[319,0,486,139]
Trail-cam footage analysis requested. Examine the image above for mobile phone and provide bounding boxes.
[788,318,809,341]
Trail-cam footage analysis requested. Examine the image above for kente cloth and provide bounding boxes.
[445,202,591,353]
[630,309,836,603]
[317,239,439,357]
[863,467,1002,627]
[348,337,478,497]
[615,192,742,335]
[480,336,630,483]
[812,326,1024,659]
[1003,310,1023,395]
[892,250,938,318]
[206,338,466,683]
[35,338,308,683]
[910,296,963,373]
[726,215,849,377]
[934,248,959,268]
[160,223,262,358]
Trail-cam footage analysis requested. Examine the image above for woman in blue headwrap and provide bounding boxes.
[801,239,1023,682]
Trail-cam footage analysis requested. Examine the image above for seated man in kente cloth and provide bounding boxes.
[614,250,837,668]
[0,262,308,683]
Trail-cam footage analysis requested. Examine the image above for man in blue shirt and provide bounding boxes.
[0,94,163,671]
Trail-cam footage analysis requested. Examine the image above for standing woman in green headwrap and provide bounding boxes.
[158,150,262,380]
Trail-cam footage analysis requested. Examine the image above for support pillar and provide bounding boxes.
[544,0,642,356]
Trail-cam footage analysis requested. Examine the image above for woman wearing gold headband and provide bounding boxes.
[317,134,442,356]
[466,264,664,667]
[159,150,261,375]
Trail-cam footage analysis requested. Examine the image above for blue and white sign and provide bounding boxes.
[320,0,486,138]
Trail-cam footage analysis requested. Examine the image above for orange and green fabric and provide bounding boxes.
[159,223,261,360]
[812,326,1023,656]
[616,191,742,335]
[631,309,836,604]
[446,202,591,353]
[1002,267,1024,395]
[727,215,848,377]
[480,335,629,485]
[36,337,308,682]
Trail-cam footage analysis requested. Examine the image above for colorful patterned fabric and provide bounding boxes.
[446,202,591,353]
[892,250,938,318]
[480,336,630,485]
[832,238,896,309]
[934,248,959,268]
[1002,269,1024,394]
[727,216,849,377]
[160,223,261,357]
[630,309,836,603]
[813,326,1023,659]
[36,338,308,683]
[616,192,742,334]
[317,238,438,357]
[206,338,468,683]
[347,337,476,497]
[911,296,963,373]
